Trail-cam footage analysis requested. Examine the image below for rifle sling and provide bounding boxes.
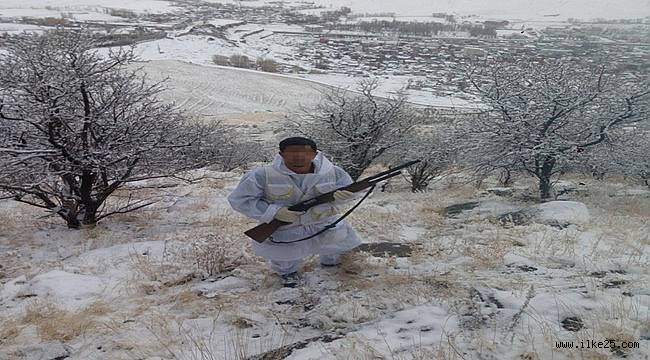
[269,184,377,244]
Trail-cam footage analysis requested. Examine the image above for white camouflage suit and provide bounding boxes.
[227,151,362,274]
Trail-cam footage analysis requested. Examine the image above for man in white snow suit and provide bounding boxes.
[228,137,361,282]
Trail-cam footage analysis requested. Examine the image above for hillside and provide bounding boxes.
[0,169,648,359]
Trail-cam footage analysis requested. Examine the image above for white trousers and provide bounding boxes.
[269,254,342,275]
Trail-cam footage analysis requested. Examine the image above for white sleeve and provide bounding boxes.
[332,166,359,205]
[227,168,281,224]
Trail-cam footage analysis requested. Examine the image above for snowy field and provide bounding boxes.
[0,0,179,16]
[135,60,325,119]
[0,169,648,359]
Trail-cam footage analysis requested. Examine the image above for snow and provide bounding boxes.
[0,173,648,359]
[3,270,107,309]
[305,0,649,20]
[0,0,179,15]
[199,0,649,20]
[0,8,61,18]
[0,22,46,34]
[535,201,591,225]
[287,304,458,359]
[297,73,483,109]
[133,59,324,117]
[0,2,648,358]
[196,276,252,297]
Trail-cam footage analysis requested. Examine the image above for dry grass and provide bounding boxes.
[0,316,22,345]
[347,209,404,243]
[0,202,56,245]
[21,300,111,341]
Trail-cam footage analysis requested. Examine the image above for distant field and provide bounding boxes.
[138,60,325,122]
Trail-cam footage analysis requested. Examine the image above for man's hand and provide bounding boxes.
[274,207,303,223]
[333,190,355,201]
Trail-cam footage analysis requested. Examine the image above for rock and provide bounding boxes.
[547,256,576,268]
[561,317,583,331]
[442,201,480,217]
[535,201,590,226]
[195,276,251,298]
[486,187,514,196]
[603,280,627,288]
[590,271,607,278]
[498,201,590,228]
[611,188,650,198]
[497,209,534,226]
[17,341,72,360]
[516,265,538,272]
[356,242,413,257]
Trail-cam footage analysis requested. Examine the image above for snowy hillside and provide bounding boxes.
[136,60,325,118]
[0,170,648,359]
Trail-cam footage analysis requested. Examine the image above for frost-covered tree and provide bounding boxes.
[0,30,222,228]
[580,129,650,187]
[292,79,420,180]
[456,58,649,199]
[393,129,455,192]
[196,126,269,172]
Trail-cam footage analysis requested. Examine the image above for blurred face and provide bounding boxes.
[280,145,317,174]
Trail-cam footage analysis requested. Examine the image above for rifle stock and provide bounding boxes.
[243,160,419,243]
[244,219,290,243]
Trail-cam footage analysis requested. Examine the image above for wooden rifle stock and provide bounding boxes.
[243,160,419,243]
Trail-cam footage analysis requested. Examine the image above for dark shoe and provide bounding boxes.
[280,272,301,288]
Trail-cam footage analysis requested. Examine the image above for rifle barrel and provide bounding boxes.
[361,160,420,183]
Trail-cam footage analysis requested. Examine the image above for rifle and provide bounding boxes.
[244,160,420,243]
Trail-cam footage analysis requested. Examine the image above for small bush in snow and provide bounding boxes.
[256,57,279,73]
[191,233,252,277]
[229,54,251,69]
[212,54,231,66]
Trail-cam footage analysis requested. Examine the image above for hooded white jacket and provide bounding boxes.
[227,151,362,261]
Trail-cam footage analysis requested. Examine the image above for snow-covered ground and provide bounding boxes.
[0,0,179,16]
[135,60,325,118]
[0,171,648,359]
[128,39,481,109]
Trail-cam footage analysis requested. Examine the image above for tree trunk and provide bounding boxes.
[59,199,100,229]
[538,157,556,201]
[60,199,81,229]
[498,167,512,186]
[82,204,99,226]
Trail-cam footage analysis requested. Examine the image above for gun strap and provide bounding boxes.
[269,184,377,244]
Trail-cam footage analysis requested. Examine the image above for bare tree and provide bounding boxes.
[195,125,269,172]
[392,129,455,192]
[581,129,650,187]
[0,29,222,228]
[456,58,649,200]
[291,79,420,180]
